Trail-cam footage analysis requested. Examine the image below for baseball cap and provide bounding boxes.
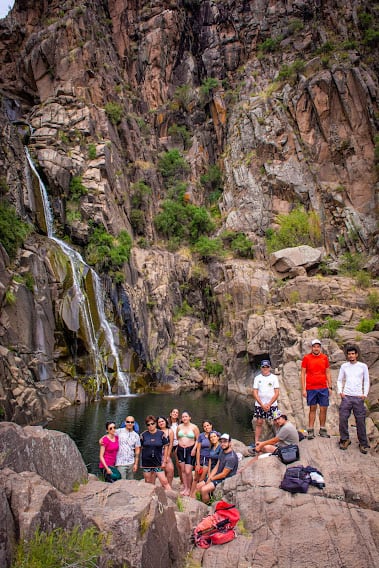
[260,359,271,367]
[219,433,231,441]
[272,409,282,420]
[311,339,321,346]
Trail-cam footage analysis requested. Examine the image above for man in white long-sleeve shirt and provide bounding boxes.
[337,345,370,454]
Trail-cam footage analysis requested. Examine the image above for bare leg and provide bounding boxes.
[181,464,193,496]
[143,471,156,485]
[308,405,317,428]
[200,481,215,503]
[319,406,328,428]
[165,458,175,486]
[255,418,263,443]
[156,471,171,491]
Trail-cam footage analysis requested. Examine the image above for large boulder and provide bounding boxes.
[270,245,323,276]
[0,423,88,494]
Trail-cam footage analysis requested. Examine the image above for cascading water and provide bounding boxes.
[25,147,130,396]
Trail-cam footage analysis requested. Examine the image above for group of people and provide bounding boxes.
[99,409,239,503]
[251,341,371,455]
[98,340,371,502]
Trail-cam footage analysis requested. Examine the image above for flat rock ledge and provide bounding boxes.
[0,423,378,568]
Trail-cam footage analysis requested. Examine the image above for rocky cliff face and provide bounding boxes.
[0,1,378,434]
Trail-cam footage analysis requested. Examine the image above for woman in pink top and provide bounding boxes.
[99,421,119,482]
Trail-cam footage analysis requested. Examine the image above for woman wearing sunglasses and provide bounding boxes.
[140,415,171,490]
[99,421,119,482]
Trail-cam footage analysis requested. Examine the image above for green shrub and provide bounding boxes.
[366,291,379,316]
[11,526,104,568]
[172,84,193,110]
[168,124,191,149]
[105,102,123,124]
[338,252,365,276]
[278,59,305,82]
[154,200,214,244]
[364,28,379,47]
[258,36,282,54]
[158,149,189,181]
[5,289,16,305]
[319,317,342,340]
[200,165,223,201]
[221,230,254,258]
[173,299,193,320]
[69,176,87,200]
[355,270,372,288]
[86,225,132,271]
[205,361,224,376]
[130,180,151,208]
[130,209,146,234]
[0,203,31,259]
[355,319,377,334]
[358,11,373,29]
[87,143,97,159]
[199,77,219,104]
[266,206,322,252]
[192,236,224,261]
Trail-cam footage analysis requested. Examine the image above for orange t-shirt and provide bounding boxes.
[301,353,330,390]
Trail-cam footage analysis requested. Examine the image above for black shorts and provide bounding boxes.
[177,445,195,465]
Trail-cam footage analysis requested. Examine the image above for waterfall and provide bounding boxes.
[25,148,130,396]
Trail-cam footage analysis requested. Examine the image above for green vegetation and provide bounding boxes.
[366,291,379,316]
[11,526,104,568]
[158,149,189,182]
[13,273,34,291]
[130,209,146,234]
[199,77,219,104]
[131,180,151,208]
[221,230,254,259]
[105,102,123,125]
[355,319,377,334]
[5,289,16,305]
[173,300,193,321]
[86,225,132,273]
[0,202,31,259]
[265,206,322,252]
[200,165,223,203]
[192,236,224,261]
[258,36,282,55]
[154,200,215,244]
[168,124,191,149]
[69,176,87,201]
[278,59,305,82]
[87,143,97,159]
[338,252,365,276]
[172,84,193,111]
[204,360,224,377]
[319,317,342,340]
[355,270,372,289]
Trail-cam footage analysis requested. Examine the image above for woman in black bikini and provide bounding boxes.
[176,411,199,496]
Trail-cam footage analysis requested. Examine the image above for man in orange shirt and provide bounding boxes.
[301,339,332,439]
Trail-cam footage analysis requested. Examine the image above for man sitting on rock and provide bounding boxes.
[255,410,299,454]
[199,433,239,504]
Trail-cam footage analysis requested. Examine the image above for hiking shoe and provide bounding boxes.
[319,428,330,438]
[339,439,351,450]
[307,428,315,440]
[359,445,370,454]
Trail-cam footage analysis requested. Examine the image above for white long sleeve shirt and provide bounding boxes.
[337,361,370,397]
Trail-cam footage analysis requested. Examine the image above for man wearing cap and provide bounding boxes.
[301,339,332,439]
[199,434,239,503]
[252,359,280,445]
[255,410,299,454]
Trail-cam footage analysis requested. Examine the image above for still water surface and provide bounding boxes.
[47,388,253,476]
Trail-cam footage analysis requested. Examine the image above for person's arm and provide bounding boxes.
[267,387,279,408]
[301,367,307,397]
[337,366,345,397]
[99,438,111,475]
[255,435,280,453]
[195,437,201,470]
[133,437,141,472]
[362,366,370,399]
[253,388,263,407]
[191,426,200,456]
[208,466,231,482]
[326,367,332,390]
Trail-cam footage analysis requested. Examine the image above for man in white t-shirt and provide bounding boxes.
[337,345,370,454]
[252,359,280,444]
[115,415,141,479]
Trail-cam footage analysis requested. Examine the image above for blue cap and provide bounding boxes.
[261,360,271,367]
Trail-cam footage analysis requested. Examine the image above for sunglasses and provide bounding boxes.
[126,421,135,424]
[108,426,115,430]
[146,422,156,426]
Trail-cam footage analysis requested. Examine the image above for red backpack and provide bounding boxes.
[192,501,240,548]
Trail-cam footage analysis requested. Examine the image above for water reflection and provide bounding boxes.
[47,389,253,476]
